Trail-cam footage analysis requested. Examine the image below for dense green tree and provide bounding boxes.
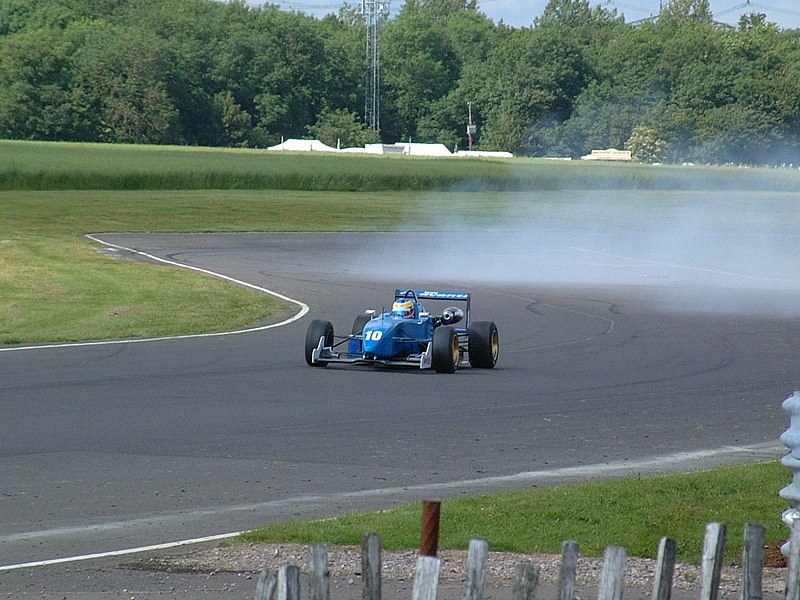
[307,107,379,148]
[658,0,713,26]
[70,25,178,143]
[0,23,85,140]
[381,8,460,141]
[211,90,252,147]
[475,26,592,151]
[626,126,669,163]
[313,13,365,117]
[536,0,621,28]
[403,0,478,20]
[245,9,329,145]
[411,9,497,149]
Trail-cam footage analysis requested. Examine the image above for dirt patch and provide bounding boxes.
[764,543,787,568]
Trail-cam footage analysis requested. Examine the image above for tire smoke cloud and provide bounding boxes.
[348,190,800,317]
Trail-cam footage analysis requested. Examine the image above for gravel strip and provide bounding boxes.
[137,543,788,596]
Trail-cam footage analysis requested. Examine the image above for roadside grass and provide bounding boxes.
[0,237,286,344]
[241,460,789,565]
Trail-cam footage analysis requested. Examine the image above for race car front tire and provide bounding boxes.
[352,314,371,335]
[432,326,458,373]
[468,321,499,368]
[305,319,334,366]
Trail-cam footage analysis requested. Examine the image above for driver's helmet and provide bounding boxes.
[392,298,415,318]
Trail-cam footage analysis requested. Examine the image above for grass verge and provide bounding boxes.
[241,461,789,565]
[0,237,286,344]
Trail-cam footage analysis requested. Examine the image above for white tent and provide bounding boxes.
[267,138,338,152]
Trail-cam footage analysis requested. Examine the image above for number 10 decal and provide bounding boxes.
[365,330,383,341]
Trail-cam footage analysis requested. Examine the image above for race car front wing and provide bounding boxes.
[311,334,435,369]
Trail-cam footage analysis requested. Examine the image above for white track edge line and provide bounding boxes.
[0,532,242,571]
[0,234,309,353]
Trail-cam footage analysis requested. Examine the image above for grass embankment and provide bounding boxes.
[243,461,789,565]
[5,139,800,192]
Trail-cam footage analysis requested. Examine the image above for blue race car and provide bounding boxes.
[304,289,499,373]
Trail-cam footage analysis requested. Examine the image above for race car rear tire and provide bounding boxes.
[469,321,499,368]
[305,319,334,366]
[432,326,458,373]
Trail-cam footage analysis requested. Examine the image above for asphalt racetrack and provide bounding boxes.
[1,230,797,573]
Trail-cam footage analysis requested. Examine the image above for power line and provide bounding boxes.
[603,0,800,22]
[732,1,800,17]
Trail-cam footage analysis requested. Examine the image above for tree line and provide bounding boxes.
[2,0,800,164]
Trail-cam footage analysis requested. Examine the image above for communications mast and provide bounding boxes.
[361,0,390,132]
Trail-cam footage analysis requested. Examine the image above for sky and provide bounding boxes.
[254,0,800,30]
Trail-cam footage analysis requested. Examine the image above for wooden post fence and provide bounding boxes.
[651,537,677,600]
[254,521,799,600]
[412,555,441,600]
[558,540,579,600]
[362,532,382,600]
[464,538,489,600]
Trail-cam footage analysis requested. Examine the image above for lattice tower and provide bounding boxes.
[361,0,389,132]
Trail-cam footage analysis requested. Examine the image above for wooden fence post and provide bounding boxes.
[309,543,330,600]
[651,537,676,600]
[559,540,579,600]
[255,569,277,600]
[513,564,540,600]
[362,532,382,600]
[700,522,727,600]
[742,523,765,600]
[277,564,301,600]
[464,538,489,600]
[786,520,800,600]
[421,500,441,557]
[412,555,441,600]
[598,545,627,600]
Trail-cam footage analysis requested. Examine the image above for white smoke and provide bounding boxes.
[346,189,800,316]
